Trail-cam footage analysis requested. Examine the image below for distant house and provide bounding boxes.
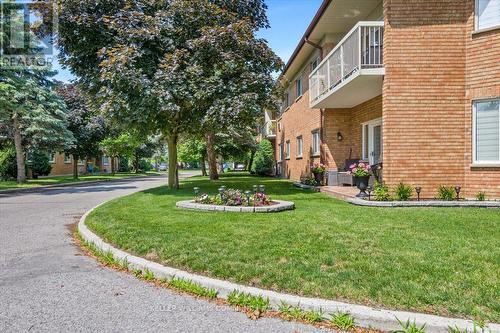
[267,0,500,198]
[46,152,118,176]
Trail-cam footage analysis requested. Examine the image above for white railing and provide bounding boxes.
[309,21,384,104]
[262,120,277,138]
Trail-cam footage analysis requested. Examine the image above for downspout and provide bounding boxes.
[305,38,326,166]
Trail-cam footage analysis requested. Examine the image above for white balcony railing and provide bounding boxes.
[309,21,384,105]
[260,120,276,138]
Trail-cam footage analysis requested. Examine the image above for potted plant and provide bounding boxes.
[311,163,326,185]
[349,162,372,198]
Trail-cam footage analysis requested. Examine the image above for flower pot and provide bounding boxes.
[354,175,370,198]
[313,172,323,186]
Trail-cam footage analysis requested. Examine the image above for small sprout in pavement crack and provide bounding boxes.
[227,290,270,316]
[142,269,155,281]
[304,308,324,323]
[330,312,356,330]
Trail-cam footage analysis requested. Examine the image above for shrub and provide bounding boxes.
[119,157,130,172]
[138,159,152,172]
[302,174,318,186]
[373,181,391,201]
[395,183,413,201]
[330,312,355,330]
[252,139,274,176]
[0,146,18,180]
[437,186,455,201]
[476,192,486,201]
[28,151,52,178]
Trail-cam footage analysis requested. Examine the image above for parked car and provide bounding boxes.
[159,163,167,171]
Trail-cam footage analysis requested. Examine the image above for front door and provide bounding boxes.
[363,118,383,165]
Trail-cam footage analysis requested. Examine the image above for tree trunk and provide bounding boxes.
[111,156,116,175]
[248,150,256,172]
[13,115,26,184]
[167,134,179,189]
[200,157,207,176]
[205,132,218,180]
[72,154,79,179]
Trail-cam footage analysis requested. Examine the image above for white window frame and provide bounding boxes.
[103,156,110,166]
[472,98,500,165]
[78,158,85,166]
[49,152,56,163]
[296,136,303,158]
[286,140,291,159]
[475,0,500,31]
[311,130,320,156]
[64,154,72,164]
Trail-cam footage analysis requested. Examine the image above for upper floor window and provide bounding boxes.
[286,140,291,159]
[296,77,303,97]
[310,57,320,71]
[476,0,500,31]
[296,136,303,158]
[312,130,320,156]
[283,92,290,110]
[473,98,500,164]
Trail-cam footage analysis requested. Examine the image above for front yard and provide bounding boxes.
[0,172,161,191]
[85,173,499,322]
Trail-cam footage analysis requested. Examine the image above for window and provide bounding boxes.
[102,156,109,166]
[296,136,303,158]
[473,98,500,164]
[286,140,291,159]
[476,0,500,30]
[64,154,72,164]
[48,152,56,163]
[78,159,85,166]
[278,143,284,162]
[312,130,320,156]
[283,92,290,110]
[310,57,320,71]
[296,77,302,97]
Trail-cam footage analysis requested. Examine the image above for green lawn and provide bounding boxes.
[85,173,500,322]
[0,172,161,191]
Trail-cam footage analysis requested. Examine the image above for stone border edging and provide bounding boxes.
[78,203,499,333]
[292,182,321,192]
[347,197,500,208]
[0,175,160,195]
[176,200,295,213]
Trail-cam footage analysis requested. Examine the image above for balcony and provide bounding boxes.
[309,21,384,109]
[262,120,277,139]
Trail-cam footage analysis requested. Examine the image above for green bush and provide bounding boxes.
[251,139,274,176]
[118,157,130,172]
[28,151,52,178]
[476,192,486,201]
[437,186,455,201]
[395,183,413,201]
[138,159,152,172]
[373,181,391,201]
[0,147,17,180]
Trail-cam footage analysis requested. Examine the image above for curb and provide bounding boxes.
[0,175,162,195]
[347,197,500,208]
[78,203,500,333]
[176,200,295,213]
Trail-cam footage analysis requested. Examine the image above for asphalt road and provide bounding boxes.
[0,173,328,333]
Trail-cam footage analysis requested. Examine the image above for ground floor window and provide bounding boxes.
[286,140,290,159]
[103,156,110,166]
[278,144,284,162]
[473,98,500,164]
[64,154,72,164]
[311,130,320,156]
[296,136,303,158]
[49,152,56,163]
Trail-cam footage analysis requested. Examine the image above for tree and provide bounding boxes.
[57,84,107,179]
[132,140,155,173]
[27,151,52,179]
[56,0,281,188]
[252,139,274,176]
[100,134,135,175]
[0,145,17,180]
[0,1,74,183]
[178,138,207,176]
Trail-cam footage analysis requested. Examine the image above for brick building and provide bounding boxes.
[268,0,500,199]
[45,152,117,177]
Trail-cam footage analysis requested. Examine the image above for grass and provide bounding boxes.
[0,172,161,191]
[85,173,500,322]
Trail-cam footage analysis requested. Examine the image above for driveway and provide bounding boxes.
[0,173,326,332]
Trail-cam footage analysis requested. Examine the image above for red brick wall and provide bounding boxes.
[382,0,469,198]
[463,0,500,198]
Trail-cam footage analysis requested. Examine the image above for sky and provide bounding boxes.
[52,0,323,82]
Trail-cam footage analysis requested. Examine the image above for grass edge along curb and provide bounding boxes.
[78,202,500,333]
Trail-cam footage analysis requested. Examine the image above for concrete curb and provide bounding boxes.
[0,175,161,195]
[347,197,500,208]
[78,203,500,333]
[176,200,295,213]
